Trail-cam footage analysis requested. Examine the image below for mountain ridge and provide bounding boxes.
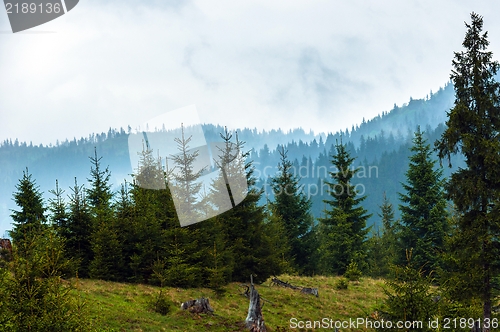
[0,81,457,234]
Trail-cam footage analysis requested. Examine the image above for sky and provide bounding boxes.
[1,0,500,146]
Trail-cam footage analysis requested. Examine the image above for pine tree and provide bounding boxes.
[399,127,447,274]
[0,228,89,331]
[113,182,136,281]
[66,178,93,278]
[378,250,438,332]
[435,12,500,324]
[269,146,315,274]
[210,130,279,283]
[169,124,207,226]
[10,168,47,251]
[86,148,123,281]
[48,179,68,230]
[86,148,113,214]
[129,145,169,283]
[367,192,398,278]
[318,140,371,275]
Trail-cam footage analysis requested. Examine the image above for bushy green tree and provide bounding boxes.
[210,130,280,283]
[399,127,447,274]
[318,140,371,275]
[86,148,123,281]
[367,192,399,278]
[435,12,500,323]
[0,228,89,331]
[270,146,316,274]
[66,178,93,277]
[10,168,47,251]
[48,180,68,230]
[377,250,438,332]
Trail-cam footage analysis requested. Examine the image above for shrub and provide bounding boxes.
[335,277,349,290]
[149,290,172,316]
[344,260,362,281]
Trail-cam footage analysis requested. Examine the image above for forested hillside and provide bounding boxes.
[0,80,459,234]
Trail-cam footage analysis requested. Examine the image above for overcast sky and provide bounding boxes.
[1,0,500,145]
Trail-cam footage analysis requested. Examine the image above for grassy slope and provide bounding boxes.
[76,275,386,332]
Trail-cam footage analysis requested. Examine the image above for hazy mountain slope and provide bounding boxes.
[0,81,457,234]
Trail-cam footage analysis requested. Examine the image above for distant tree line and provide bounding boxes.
[1,12,499,332]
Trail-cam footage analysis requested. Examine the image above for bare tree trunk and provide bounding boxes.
[245,276,266,332]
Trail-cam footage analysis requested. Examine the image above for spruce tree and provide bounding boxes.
[435,12,500,324]
[367,192,398,278]
[86,148,123,281]
[66,178,93,277]
[378,250,438,332]
[10,168,47,251]
[0,228,89,331]
[399,127,447,274]
[48,179,68,230]
[129,146,170,283]
[210,130,278,283]
[318,140,371,275]
[269,146,315,274]
[169,124,207,226]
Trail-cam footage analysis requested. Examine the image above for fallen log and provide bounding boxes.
[269,276,300,290]
[180,297,214,314]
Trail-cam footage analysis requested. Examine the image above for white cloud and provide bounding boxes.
[1,0,500,145]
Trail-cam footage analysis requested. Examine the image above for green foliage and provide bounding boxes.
[436,206,484,324]
[270,146,316,274]
[89,222,124,282]
[318,140,371,275]
[377,250,438,332]
[334,277,349,290]
[206,240,230,296]
[0,228,90,332]
[86,148,124,281]
[163,230,200,288]
[344,260,362,282]
[262,207,294,276]
[367,193,399,278]
[148,289,172,316]
[66,178,93,278]
[398,127,447,275]
[48,179,68,230]
[9,168,47,250]
[435,12,500,320]
[147,260,173,316]
[209,130,281,284]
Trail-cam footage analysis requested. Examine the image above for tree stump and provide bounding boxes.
[245,283,266,332]
[300,287,319,297]
[180,298,214,314]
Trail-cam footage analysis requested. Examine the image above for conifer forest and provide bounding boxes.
[1,10,500,332]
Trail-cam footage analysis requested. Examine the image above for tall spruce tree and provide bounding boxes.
[399,127,447,275]
[129,145,171,283]
[67,178,93,277]
[10,168,47,251]
[270,146,315,274]
[86,148,123,281]
[210,130,279,283]
[435,12,500,325]
[169,124,207,226]
[318,140,371,275]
